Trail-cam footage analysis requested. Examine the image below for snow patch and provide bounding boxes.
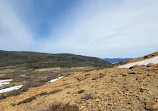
[49,76,64,82]
[0,79,13,87]
[118,56,158,68]
[0,85,23,93]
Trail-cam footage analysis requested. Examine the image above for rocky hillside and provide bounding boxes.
[118,52,158,65]
[0,50,112,69]
[0,52,157,111]
[0,62,157,111]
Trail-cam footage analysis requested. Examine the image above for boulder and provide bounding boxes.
[145,101,155,110]
[129,65,139,69]
[147,63,156,67]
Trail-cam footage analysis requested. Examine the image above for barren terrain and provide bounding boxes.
[0,63,158,111]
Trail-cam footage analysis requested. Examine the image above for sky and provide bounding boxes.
[0,0,158,58]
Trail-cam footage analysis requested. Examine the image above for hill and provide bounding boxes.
[103,58,131,64]
[118,55,158,68]
[0,50,112,69]
[118,52,158,66]
[0,60,157,111]
[0,52,157,111]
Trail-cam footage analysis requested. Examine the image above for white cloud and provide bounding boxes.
[0,1,34,51]
[0,0,158,58]
[43,0,158,57]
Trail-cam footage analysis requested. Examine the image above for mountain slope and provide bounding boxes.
[0,63,157,111]
[118,52,158,66]
[0,52,158,111]
[0,50,112,69]
[118,55,158,68]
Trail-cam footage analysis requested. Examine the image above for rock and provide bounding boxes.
[129,65,139,69]
[126,104,132,109]
[0,94,6,100]
[122,73,128,76]
[145,101,155,110]
[155,96,158,102]
[76,99,83,104]
[137,71,143,74]
[139,87,147,92]
[67,91,71,94]
[95,99,101,102]
[81,94,93,100]
[91,74,101,80]
[129,72,136,74]
[85,74,90,79]
[99,73,105,78]
[80,105,85,110]
[144,55,149,58]
[147,63,156,67]
[10,103,16,106]
[78,89,85,94]
[153,103,158,110]
[103,92,109,96]
[136,75,144,81]
[76,74,86,81]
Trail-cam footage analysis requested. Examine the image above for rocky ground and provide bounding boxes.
[0,63,157,111]
[0,67,97,100]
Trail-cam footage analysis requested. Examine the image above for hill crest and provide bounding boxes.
[0,50,112,69]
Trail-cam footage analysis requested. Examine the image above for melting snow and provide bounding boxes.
[48,76,64,82]
[0,79,13,87]
[0,85,23,93]
[118,55,158,68]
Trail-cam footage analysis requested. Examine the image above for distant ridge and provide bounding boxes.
[103,58,131,64]
[0,50,112,69]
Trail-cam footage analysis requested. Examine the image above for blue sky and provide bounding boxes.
[0,0,158,58]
